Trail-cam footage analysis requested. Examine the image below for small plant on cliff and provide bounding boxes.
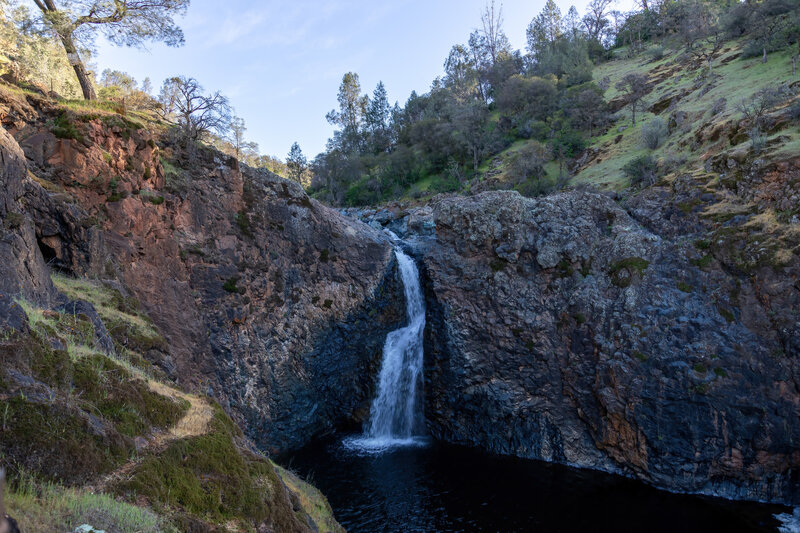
[223,276,240,293]
[51,112,83,142]
[609,257,650,288]
[235,211,252,237]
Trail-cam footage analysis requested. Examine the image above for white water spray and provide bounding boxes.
[344,243,427,453]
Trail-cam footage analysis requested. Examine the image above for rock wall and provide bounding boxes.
[413,190,799,505]
[0,90,405,453]
[0,126,55,313]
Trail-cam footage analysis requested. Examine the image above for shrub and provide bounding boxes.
[641,118,669,149]
[517,119,550,141]
[510,143,546,183]
[747,128,767,154]
[711,98,727,116]
[223,277,240,293]
[51,111,83,141]
[608,257,650,288]
[662,152,687,173]
[622,155,658,187]
[647,45,665,61]
[789,100,800,121]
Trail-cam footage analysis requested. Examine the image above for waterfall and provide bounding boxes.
[344,242,427,452]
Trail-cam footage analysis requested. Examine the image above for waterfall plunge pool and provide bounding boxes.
[285,436,789,533]
[283,241,791,532]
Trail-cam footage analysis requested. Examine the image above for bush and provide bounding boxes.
[517,119,550,141]
[748,128,767,154]
[510,143,547,183]
[510,143,556,198]
[662,152,688,173]
[647,45,665,61]
[789,100,800,121]
[711,98,727,116]
[622,155,658,187]
[641,118,669,149]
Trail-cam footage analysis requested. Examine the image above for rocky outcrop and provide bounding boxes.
[0,126,55,306]
[412,190,799,505]
[0,90,406,453]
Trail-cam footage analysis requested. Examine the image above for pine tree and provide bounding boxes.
[365,82,392,153]
[527,0,563,59]
[287,142,308,183]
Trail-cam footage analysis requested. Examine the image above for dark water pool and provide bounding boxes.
[284,436,789,533]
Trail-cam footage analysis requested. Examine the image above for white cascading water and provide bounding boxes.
[344,243,427,452]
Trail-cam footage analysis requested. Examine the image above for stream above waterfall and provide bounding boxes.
[286,436,788,533]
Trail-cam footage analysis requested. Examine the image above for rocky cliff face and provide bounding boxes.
[0,87,405,453]
[405,190,800,505]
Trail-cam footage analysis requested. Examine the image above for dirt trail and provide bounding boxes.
[89,380,215,492]
[146,380,215,442]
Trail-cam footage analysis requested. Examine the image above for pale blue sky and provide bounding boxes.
[95,0,635,161]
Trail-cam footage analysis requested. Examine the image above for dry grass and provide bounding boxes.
[6,473,172,533]
[147,380,213,440]
[273,463,344,533]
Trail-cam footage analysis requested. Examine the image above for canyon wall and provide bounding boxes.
[410,190,799,505]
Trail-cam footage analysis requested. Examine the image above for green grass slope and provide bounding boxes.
[1,275,340,532]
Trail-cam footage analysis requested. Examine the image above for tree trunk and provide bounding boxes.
[708,56,713,74]
[59,32,96,100]
[762,46,768,64]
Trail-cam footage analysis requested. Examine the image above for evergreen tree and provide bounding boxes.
[365,81,392,153]
[287,142,308,183]
[228,116,247,166]
[527,0,563,60]
[327,72,367,133]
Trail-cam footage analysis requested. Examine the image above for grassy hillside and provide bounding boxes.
[466,39,799,195]
[1,275,338,532]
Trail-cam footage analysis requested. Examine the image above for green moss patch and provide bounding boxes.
[608,257,650,288]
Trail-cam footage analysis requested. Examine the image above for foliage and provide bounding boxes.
[615,72,649,125]
[1,293,187,485]
[0,3,83,97]
[641,117,668,149]
[7,472,174,533]
[28,0,190,100]
[609,257,650,288]
[287,141,308,183]
[622,154,658,187]
[116,407,302,529]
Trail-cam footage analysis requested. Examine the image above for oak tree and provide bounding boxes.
[30,0,189,100]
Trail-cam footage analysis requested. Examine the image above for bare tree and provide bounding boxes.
[162,76,231,147]
[615,72,649,125]
[480,0,509,64]
[30,0,189,100]
[228,116,247,168]
[582,0,615,42]
[681,1,726,73]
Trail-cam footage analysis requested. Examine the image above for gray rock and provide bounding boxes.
[419,190,800,505]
